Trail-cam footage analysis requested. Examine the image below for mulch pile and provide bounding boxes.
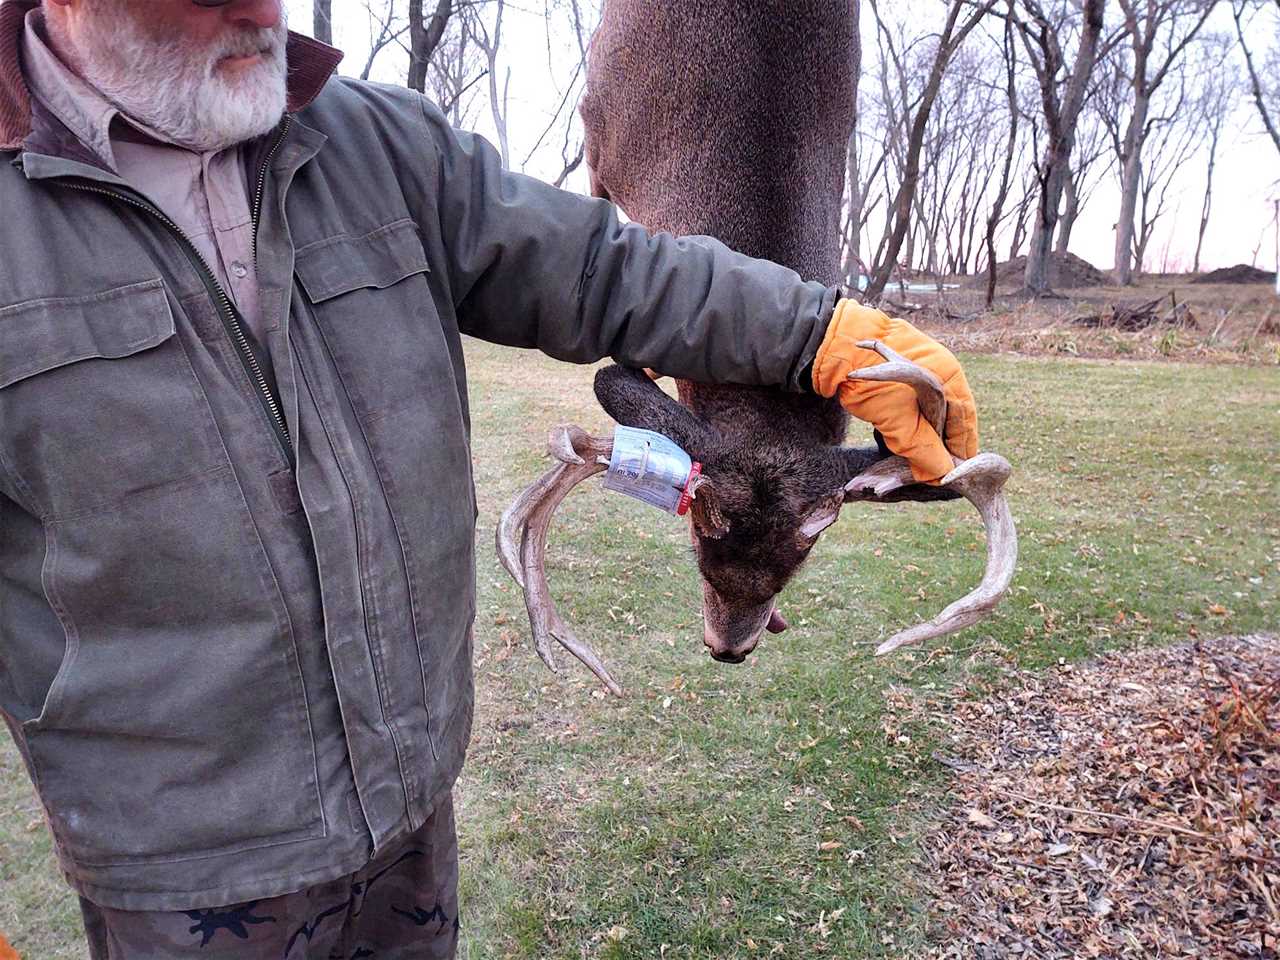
[1193,265,1273,285]
[913,634,1279,958]
[968,253,1109,289]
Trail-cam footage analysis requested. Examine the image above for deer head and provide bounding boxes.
[496,0,1016,694]
[496,344,1017,695]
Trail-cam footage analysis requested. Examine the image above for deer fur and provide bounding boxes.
[579,0,890,662]
[502,3,1016,687]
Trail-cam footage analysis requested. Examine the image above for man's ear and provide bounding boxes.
[593,364,719,462]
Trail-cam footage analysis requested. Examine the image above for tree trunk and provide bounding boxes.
[1193,117,1222,274]
[1021,0,1106,296]
[1055,168,1078,255]
[1023,160,1066,292]
[865,0,991,302]
[1233,3,1280,157]
[313,0,332,45]
[986,15,1020,308]
[841,0,863,289]
[1112,89,1149,285]
[408,0,452,93]
[483,0,509,168]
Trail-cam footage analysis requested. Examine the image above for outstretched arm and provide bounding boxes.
[421,99,835,393]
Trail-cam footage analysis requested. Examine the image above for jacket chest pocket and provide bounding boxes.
[293,218,458,421]
[0,279,226,519]
[292,217,474,529]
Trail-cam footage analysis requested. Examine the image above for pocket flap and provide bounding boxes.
[0,279,176,389]
[294,218,430,302]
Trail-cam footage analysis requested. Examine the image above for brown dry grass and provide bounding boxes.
[880,278,1280,367]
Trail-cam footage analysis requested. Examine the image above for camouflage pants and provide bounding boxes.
[78,794,459,960]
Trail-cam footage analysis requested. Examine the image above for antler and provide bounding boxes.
[847,339,947,437]
[841,338,1018,656]
[497,343,1017,693]
[495,425,624,696]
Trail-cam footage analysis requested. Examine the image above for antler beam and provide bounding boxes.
[496,425,623,696]
[844,452,1017,655]
[840,337,1017,656]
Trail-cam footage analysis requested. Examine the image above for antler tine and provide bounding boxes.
[839,337,1017,654]
[856,453,1017,655]
[496,437,583,589]
[495,425,624,696]
[846,339,947,438]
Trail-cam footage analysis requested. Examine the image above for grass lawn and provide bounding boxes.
[2,341,1277,959]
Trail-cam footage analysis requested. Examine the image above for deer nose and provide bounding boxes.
[702,619,761,663]
[703,605,775,663]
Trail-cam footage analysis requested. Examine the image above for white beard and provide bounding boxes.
[64,3,289,153]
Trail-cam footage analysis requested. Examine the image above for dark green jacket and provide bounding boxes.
[0,13,836,910]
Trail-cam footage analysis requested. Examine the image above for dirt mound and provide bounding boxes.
[1192,264,1272,284]
[969,252,1108,289]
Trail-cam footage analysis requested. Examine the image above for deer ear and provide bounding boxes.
[688,476,730,539]
[594,365,718,461]
[798,496,842,539]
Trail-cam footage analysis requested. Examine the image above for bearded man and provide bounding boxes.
[0,0,980,956]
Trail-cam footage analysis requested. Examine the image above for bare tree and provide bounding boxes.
[421,11,486,122]
[1007,132,1041,259]
[520,0,598,183]
[985,9,1022,306]
[918,42,1013,276]
[841,0,867,288]
[1133,85,1200,270]
[547,0,597,185]
[1008,0,1113,296]
[466,0,511,168]
[1232,0,1280,156]
[1054,91,1113,255]
[864,0,995,301]
[314,0,333,45]
[359,0,409,80]
[1110,0,1215,285]
[1192,33,1239,272]
[407,0,453,92]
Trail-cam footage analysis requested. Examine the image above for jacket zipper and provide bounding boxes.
[251,115,291,266]
[252,118,439,771]
[57,176,294,463]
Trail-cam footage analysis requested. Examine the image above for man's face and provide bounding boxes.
[52,0,290,152]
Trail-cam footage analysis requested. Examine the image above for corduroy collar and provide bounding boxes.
[0,0,343,151]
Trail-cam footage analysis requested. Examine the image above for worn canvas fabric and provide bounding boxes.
[0,0,836,913]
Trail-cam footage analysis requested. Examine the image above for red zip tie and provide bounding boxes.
[676,462,702,516]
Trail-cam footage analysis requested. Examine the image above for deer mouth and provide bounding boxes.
[703,595,785,664]
[708,605,790,661]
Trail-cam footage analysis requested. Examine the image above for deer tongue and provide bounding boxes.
[766,608,789,633]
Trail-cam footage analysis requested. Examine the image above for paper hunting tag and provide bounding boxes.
[602,426,699,516]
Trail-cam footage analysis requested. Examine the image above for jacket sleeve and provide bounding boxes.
[419,99,836,392]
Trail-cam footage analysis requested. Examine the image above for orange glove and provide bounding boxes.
[812,300,978,484]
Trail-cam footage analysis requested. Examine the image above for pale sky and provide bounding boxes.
[284,0,1280,274]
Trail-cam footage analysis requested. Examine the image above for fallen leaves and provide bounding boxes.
[918,634,1279,959]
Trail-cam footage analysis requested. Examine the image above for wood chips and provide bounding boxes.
[916,634,1278,958]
